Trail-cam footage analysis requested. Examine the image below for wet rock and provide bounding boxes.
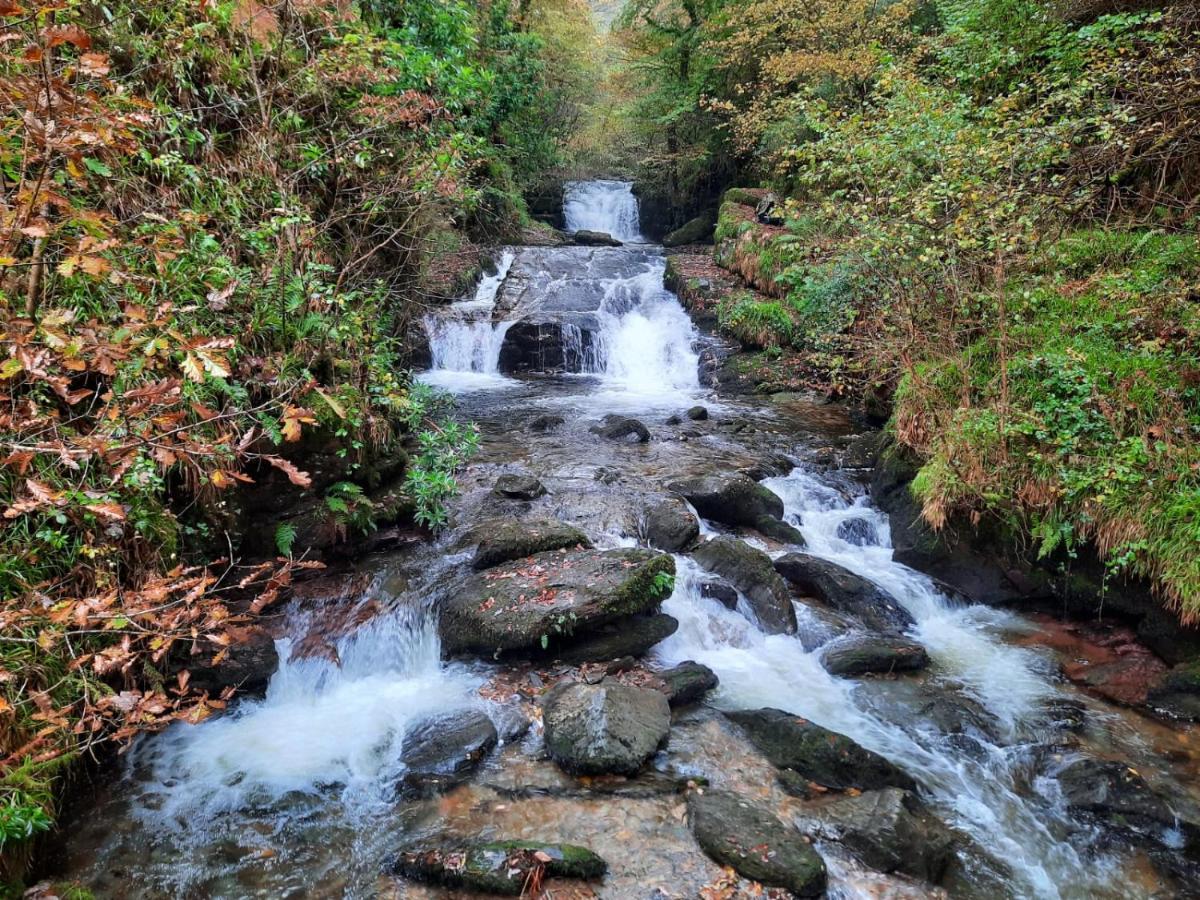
[857,679,1000,742]
[658,661,719,707]
[1052,756,1200,843]
[693,536,797,635]
[797,788,957,883]
[470,519,591,570]
[662,215,715,247]
[700,579,739,609]
[399,709,498,795]
[688,789,827,897]
[185,625,278,695]
[840,432,884,470]
[836,517,878,547]
[396,841,606,895]
[492,705,532,743]
[755,193,785,227]
[542,681,671,775]
[820,635,929,677]
[751,514,807,546]
[643,495,700,552]
[591,416,651,443]
[738,453,795,482]
[686,405,709,421]
[552,613,678,665]
[494,473,547,501]
[574,229,622,247]
[775,552,915,633]
[1147,661,1200,721]
[665,414,683,426]
[726,707,915,792]
[1042,697,1088,732]
[439,548,675,656]
[668,473,784,528]
[527,414,565,433]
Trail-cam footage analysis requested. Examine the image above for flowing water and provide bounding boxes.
[54,182,1200,898]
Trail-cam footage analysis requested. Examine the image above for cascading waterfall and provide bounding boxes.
[563,179,643,242]
[420,251,515,389]
[655,469,1133,900]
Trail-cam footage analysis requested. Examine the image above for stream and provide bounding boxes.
[54,181,1200,899]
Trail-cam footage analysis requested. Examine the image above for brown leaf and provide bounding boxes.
[264,455,312,487]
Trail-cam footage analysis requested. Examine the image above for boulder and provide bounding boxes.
[592,416,651,443]
[693,537,797,635]
[658,661,719,707]
[738,453,795,482]
[399,709,498,794]
[494,474,547,501]
[686,405,709,421]
[700,579,739,609]
[528,414,565,433]
[774,553,915,633]
[1053,757,1200,843]
[470,519,591,571]
[185,625,277,695]
[726,708,914,792]
[397,841,606,895]
[836,517,879,547]
[439,548,676,656]
[798,788,957,883]
[574,229,622,247]
[668,473,784,528]
[752,514,807,546]
[820,635,930,677]
[688,789,826,897]
[662,215,715,248]
[542,681,671,775]
[643,495,699,552]
[552,613,678,665]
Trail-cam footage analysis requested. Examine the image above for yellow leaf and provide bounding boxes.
[211,470,232,489]
[182,353,204,383]
[196,349,230,379]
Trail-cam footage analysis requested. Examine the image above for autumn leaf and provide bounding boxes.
[182,353,204,382]
[79,52,110,76]
[264,455,313,488]
[280,406,316,442]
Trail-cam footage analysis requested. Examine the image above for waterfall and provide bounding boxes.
[563,179,643,242]
[420,251,515,390]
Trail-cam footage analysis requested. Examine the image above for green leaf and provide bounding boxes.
[83,157,113,177]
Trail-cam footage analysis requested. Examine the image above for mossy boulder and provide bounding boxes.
[663,214,715,247]
[688,789,826,897]
[693,536,797,635]
[438,548,676,656]
[726,707,915,792]
[397,841,606,894]
[467,519,592,571]
[723,187,768,208]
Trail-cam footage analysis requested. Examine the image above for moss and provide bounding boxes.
[723,187,766,207]
[610,554,676,616]
[479,841,607,879]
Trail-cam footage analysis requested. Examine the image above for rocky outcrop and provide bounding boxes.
[439,548,675,656]
[688,789,827,897]
[798,788,957,884]
[399,709,498,795]
[642,494,699,552]
[820,635,930,677]
[551,613,678,665]
[397,841,606,895]
[774,552,915,633]
[542,681,671,775]
[726,707,914,792]
[694,536,797,634]
[469,519,591,570]
[668,473,785,528]
[493,474,547,501]
[658,661,719,707]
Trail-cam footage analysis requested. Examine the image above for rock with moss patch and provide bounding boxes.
[396,841,606,894]
[663,215,716,247]
[688,789,826,897]
[574,229,622,247]
[469,519,591,571]
[439,548,675,656]
[542,681,671,775]
[694,536,796,634]
[668,473,784,528]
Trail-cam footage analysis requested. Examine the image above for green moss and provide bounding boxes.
[611,554,677,616]
[723,187,765,207]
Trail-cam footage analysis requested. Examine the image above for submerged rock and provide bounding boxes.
[668,473,784,528]
[643,494,700,552]
[774,552,915,633]
[493,473,547,501]
[1147,662,1200,721]
[726,707,914,792]
[693,536,797,634]
[836,516,879,547]
[798,788,957,883]
[592,416,651,443]
[396,841,606,894]
[527,414,566,433]
[820,635,929,677]
[470,519,591,570]
[688,789,827,897]
[439,548,675,656]
[542,681,671,775]
[574,229,622,246]
[658,661,719,707]
[399,709,498,795]
[551,613,678,665]
[1053,757,1200,843]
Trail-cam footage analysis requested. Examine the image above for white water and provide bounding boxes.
[420,251,516,391]
[563,179,643,242]
[655,470,1124,899]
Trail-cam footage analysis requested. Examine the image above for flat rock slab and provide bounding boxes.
[439,548,675,656]
[726,707,914,792]
[397,841,607,895]
[774,552,915,633]
[542,681,671,775]
[399,709,498,795]
[468,518,591,571]
[694,536,796,634]
[688,789,826,897]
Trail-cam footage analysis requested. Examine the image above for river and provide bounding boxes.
[52,181,1200,898]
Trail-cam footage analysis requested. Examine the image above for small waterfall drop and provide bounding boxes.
[421,251,515,390]
[563,179,643,242]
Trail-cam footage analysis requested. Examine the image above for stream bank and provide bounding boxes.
[44,181,1200,900]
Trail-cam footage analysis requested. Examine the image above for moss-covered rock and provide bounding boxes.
[693,536,797,635]
[466,518,592,571]
[396,841,607,894]
[723,187,768,208]
[663,214,715,247]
